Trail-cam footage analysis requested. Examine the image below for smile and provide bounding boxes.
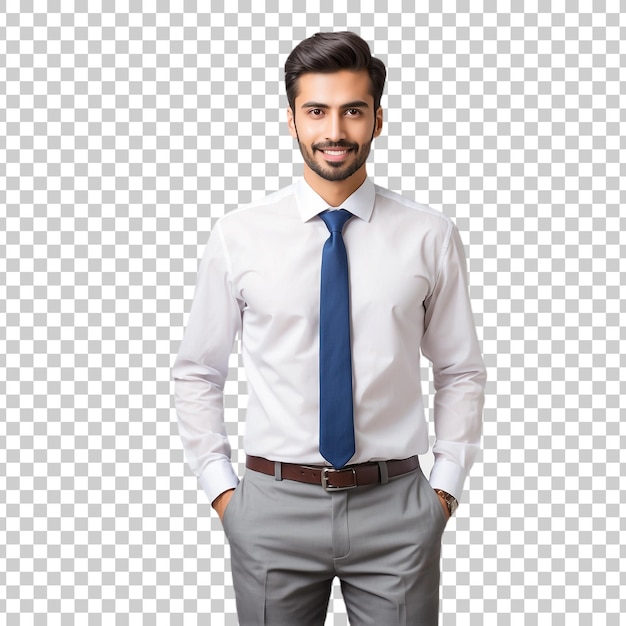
[319,148,353,163]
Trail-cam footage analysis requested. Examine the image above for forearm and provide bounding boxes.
[174,375,240,503]
[429,366,486,501]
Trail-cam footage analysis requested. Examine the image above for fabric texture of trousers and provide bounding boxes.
[221,464,448,626]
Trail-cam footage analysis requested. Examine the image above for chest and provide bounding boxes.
[233,222,434,324]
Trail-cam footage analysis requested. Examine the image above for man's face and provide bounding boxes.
[287,70,383,183]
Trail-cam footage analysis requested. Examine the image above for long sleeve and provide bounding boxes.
[421,224,486,502]
[172,223,243,503]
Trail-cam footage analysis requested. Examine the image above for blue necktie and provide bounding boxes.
[318,209,355,468]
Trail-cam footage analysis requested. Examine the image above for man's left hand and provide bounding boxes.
[435,490,451,520]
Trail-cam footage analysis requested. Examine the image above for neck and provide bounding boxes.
[303,166,367,208]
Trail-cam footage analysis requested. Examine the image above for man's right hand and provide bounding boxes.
[212,489,236,522]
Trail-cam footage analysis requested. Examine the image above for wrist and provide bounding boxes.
[434,489,458,517]
[212,488,235,510]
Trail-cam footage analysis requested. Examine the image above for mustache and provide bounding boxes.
[313,141,358,151]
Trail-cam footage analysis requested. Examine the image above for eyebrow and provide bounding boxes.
[300,100,370,109]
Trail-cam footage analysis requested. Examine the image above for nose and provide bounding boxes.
[325,111,346,142]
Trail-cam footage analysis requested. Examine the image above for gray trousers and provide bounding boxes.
[221,462,448,625]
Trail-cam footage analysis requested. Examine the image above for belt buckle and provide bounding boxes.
[321,467,357,491]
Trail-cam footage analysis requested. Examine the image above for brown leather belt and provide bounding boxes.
[246,455,419,491]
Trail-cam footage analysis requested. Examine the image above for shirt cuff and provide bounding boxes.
[198,458,240,505]
[428,459,466,503]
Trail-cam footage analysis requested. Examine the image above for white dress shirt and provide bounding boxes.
[173,177,486,504]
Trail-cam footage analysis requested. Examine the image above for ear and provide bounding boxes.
[287,107,298,139]
[373,107,383,138]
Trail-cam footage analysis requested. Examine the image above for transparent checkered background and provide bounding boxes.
[1,1,624,624]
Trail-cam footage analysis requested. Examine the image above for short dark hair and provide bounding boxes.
[285,31,386,112]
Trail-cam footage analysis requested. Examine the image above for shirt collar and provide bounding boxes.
[295,176,376,223]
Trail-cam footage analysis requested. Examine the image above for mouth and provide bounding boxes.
[319,148,353,162]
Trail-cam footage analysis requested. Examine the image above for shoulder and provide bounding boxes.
[218,185,297,228]
[211,184,301,254]
[373,184,454,236]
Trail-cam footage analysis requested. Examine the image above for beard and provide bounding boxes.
[294,126,375,182]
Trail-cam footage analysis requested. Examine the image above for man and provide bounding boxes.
[173,31,486,625]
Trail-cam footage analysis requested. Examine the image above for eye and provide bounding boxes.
[309,108,323,117]
[345,109,361,116]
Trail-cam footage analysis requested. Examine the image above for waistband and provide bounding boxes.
[245,455,420,491]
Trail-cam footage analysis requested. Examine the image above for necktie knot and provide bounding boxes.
[319,209,353,233]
